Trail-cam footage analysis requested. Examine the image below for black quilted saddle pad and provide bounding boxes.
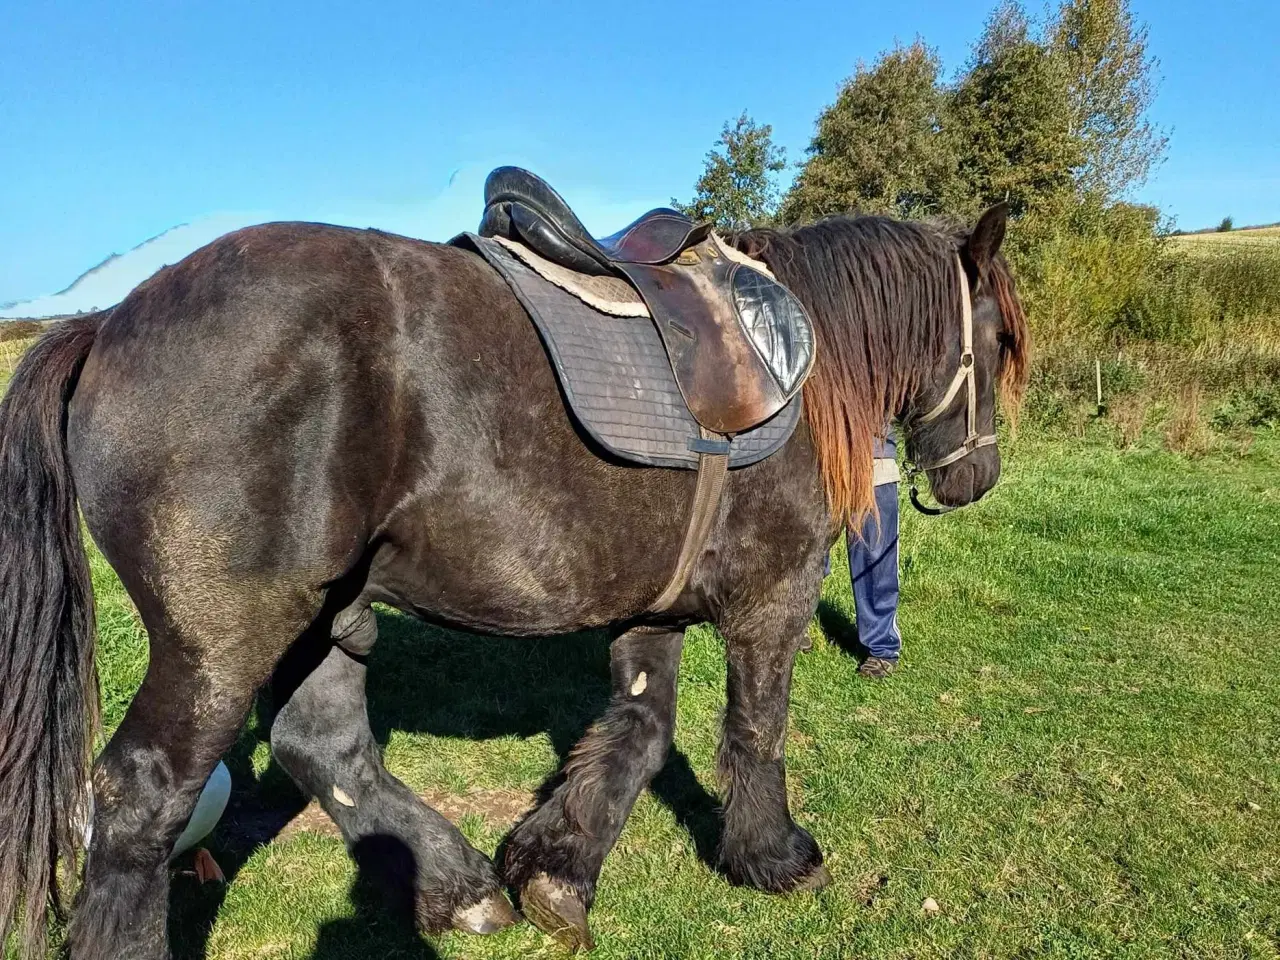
[455,233,802,470]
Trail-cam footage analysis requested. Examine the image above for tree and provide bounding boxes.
[1050,0,1168,202]
[949,2,1083,219]
[673,113,787,230]
[781,41,958,223]
[1218,216,1234,233]
[708,0,1163,234]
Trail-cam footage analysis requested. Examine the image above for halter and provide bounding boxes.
[905,257,997,515]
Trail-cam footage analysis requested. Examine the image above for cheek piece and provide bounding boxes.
[905,256,997,514]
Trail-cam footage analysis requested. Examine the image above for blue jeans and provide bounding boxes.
[824,480,902,660]
[822,430,901,659]
[847,481,902,660]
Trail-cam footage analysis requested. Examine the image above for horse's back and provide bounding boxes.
[63,221,691,634]
[65,223,463,606]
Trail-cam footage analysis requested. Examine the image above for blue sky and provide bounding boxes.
[2,0,1278,312]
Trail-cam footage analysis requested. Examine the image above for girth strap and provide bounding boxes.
[648,430,730,612]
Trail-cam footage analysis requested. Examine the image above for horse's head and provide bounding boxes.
[903,203,1029,509]
[732,208,1030,529]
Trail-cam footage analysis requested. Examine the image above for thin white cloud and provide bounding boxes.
[0,214,261,318]
[2,161,657,319]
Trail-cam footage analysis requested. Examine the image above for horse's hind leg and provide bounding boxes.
[68,590,322,960]
[503,626,685,952]
[269,602,517,936]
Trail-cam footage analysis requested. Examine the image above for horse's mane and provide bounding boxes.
[734,216,1030,527]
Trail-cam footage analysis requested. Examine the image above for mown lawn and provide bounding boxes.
[90,428,1280,959]
[3,332,1278,958]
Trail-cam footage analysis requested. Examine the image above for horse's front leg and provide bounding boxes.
[716,584,829,893]
[503,625,684,951]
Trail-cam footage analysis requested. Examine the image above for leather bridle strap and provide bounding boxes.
[910,257,997,473]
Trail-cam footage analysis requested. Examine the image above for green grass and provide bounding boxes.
[4,335,1278,957]
[75,426,1280,959]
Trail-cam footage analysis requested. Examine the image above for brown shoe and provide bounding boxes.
[858,656,897,679]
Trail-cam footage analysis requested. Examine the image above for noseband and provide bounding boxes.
[906,257,997,515]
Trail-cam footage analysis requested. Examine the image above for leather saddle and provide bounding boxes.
[479,166,814,435]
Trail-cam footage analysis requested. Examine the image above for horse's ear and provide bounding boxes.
[965,203,1009,275]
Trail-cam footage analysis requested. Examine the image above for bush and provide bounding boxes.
[1019,217,1280,435]
[1218,216,1234,232]
[1164,384,1211,455]
[1212,382,1280,431]
[1008,200,1166,348]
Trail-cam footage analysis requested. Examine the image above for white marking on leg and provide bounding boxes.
[630,671,648,696]
[332,785,355,807]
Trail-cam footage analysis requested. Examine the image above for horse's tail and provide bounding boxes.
[0,314,102,960]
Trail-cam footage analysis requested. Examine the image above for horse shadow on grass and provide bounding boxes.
[169,610,722,960]
[815,597,872,663]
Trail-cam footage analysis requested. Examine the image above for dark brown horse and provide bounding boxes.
[0,203,1027,957]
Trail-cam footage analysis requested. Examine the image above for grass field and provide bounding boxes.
[1171,225,1280,251]
[3,336,1280,958]
[0,336,32,393]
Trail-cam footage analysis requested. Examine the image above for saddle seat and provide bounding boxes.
[478,166,814,436]
[480,166,713,276]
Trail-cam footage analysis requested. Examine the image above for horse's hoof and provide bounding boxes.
[520,874,594,952]
[792,863,832,892]
[452,889,520,935]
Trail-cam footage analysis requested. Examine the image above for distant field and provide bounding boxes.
[1171,225,1280,252]
[0,335,37,393]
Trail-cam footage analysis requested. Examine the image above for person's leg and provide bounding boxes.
[847,481,902,676]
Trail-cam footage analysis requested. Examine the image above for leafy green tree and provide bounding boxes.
[673,113,786,229]
[949,2,1083,219]
[719,0,1163,241]
[781,41,958,222]
[1050,0,1168,202]
[1218,216,1234,233]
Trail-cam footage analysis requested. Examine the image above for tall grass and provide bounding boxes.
[0,336,38,394]
[1015,224,1280,440]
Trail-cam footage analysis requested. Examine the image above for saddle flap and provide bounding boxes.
[616,238,811,435]
[454,232,804,470]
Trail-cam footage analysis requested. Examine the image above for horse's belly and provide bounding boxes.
[365,465,688,636]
